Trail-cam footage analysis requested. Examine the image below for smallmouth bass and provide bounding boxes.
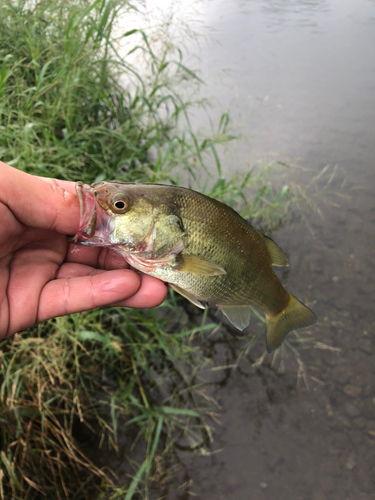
[72,181,316,352]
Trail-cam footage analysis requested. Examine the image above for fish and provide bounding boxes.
[71,181,316,352]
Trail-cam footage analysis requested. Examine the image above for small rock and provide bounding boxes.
[319,476,334,492]
[353,417,366,428]
[360,340,373,354]
[346,454,356,470]
[350,431,364,446]
[312,491,326,500]
[355,461,372,491]
[344,402,361,418]
[329,447,340,455]
[259,482,267,489]
[338,415,351,427]
[363,384,374,397]
[361,399,375,418]
[326,403,333,417]
[344,385,362,397]
[319,461,339,477]
[334,367,351,384]
[330,432,350,449]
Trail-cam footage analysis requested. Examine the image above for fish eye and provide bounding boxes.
[111,194,129,214]
[114,200,125,209]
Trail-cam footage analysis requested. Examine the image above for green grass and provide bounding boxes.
[0,0,234,184]
[0,0,298,498]
[0,307,216,499]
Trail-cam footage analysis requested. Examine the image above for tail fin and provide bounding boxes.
[265,295,317,353]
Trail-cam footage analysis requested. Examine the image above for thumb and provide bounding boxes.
[0,161,80,235]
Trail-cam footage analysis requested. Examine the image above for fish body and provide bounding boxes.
[72,181,316,352]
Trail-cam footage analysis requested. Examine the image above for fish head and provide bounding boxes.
[71,181,154,250]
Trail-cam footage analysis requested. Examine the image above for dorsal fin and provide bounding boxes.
[261,234,289,267]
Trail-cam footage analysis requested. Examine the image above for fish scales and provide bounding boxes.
[149,186,289,310]
[72,181,316,352]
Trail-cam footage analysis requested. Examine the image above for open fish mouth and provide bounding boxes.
[70,182,97,242]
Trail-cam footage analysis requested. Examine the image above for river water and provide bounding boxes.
[155,1,375,499]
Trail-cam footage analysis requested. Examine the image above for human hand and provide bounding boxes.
[0,162,168,339]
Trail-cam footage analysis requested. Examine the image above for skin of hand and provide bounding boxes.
[0,161,168,339]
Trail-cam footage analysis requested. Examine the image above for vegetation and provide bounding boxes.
[0,0,297,498]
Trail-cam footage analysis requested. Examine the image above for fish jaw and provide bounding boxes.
[113,240,185,274]
[71,182,113,246]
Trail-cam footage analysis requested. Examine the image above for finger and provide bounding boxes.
[56,262,104,279]
[66,245,129,270]
[58,262,167,308]
[0,255,11,338]
[65,245,101,267]
[0,161,79,235]
[111,273,168,309]
[37,269,142,322]
[6,237,66,335]
[97,248,129,270]
[38,177,77,194]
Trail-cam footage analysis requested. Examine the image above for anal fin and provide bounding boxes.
[217,305,252,330]
[170,284,205,309]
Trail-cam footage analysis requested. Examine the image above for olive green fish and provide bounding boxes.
[72,181,316,352]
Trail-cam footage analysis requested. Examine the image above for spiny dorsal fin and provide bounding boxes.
[176,255,226,276]
[261,234,289,267]
[170,284,205,309]
[217,305,252,330]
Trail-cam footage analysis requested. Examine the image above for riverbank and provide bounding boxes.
[0,1,296,498]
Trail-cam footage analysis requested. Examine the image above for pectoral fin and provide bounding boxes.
[170,284,205,309]
[261,234,289,267]
[175,255,226,276]
[217,305,252,330]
